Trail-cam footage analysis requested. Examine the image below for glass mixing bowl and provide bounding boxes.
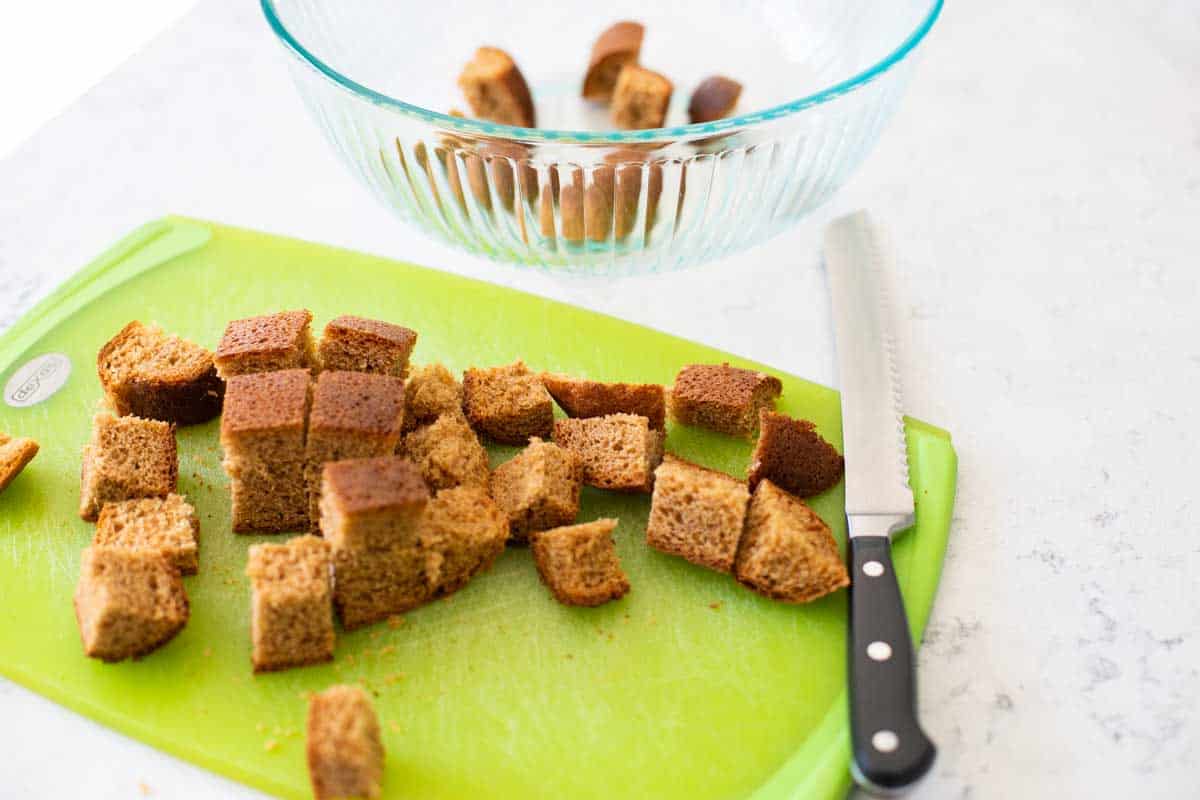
[263,0,941,275]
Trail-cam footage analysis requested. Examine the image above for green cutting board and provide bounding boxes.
[0,218,956,800]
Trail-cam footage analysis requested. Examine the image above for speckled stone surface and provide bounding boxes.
[1,1,1197,797]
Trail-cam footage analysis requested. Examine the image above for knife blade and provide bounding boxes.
[824,211,936,795]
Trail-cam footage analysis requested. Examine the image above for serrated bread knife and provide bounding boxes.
[824,211,936,795]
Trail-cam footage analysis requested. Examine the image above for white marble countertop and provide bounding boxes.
[2,1,1197,797]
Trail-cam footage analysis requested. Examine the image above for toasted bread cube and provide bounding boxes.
[541,373,666,430]
[748,410,844,497]
[669,363,783,438]
[320,456,429,551]
[688,75,742,123]
[582,21,644,102]
[531,519,630,606]
[319,315,417,378]
[306,371,406,527]
[97,321,224,425]
[552,414,664,492]
[307,685,385,800]
[79,413,177,522]
[403,413,490,490]
[333,544,437,630]
[735,480,849,602]
[74,546,189,662]
[404,363,464,432]
[489,438,582,542]
[418,486,509,596]
[645,455,750,573]
[93,494,200,575]
[457,47,536,127]
[611,65,673,130]
[220,369,312,533]
[246,535,334,671]
[0,432,39,493]
[213,310,317,379]
[462,361,554,445]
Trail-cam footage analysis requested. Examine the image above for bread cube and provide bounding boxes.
[220,369,312,533]
[404,363,463,432]
[611,65,673,129]
[319,315,417,378]
[307,685,385,800]
[748,410,845,497]
[582,21,644,102]
[552,413,664,492]
[457,47,536,127]
[462,361,554,444]
[319,456,429,551]
[332,543,437,630]
[669,363,783,438]
[531,519,630,607]
[418,486,509,596]
[0,432,38,493]
[74,546,189,662]
[403,413,490,491]
[97,321,224,425]
[213,310,317,379]
[79,413,177,522]
[688,75,743,123]
[541,373,666,430]
[93,493,200,575]
[489,438,582,542]
[735,479,849,603]
[246,535,334,672]
[645,455,750,573]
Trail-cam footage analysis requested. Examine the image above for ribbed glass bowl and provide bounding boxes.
[263,0,941,275]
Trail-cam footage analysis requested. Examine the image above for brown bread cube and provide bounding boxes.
[735,479,849,602]
[541,372,666,429]
[531,519,630,606]
[307,685,385,800]
[0,432,38,493]
[213,310,317,379]
[489,438,582,542]
[318,315,417,378]
[403,413,490,490]
[552,414,664,492]
[79,413,177,522]
[611,65,673,130]
[333,543,437,630]
[305,371,406,528]
[220,369,312,533]
[457,47,536,127]
[748,410,845,497]
[582,21,644,102]
[319,456,429,551]
[418,486,509,596]
[97,321,224,425]
[669,363,783,438]
[246,535,334,671]
[645,455,750,573]
[462,361,554,444]
[74,546,189,662]
[93,494,200,575]
[687,75,743,123]
[403,363,463,432]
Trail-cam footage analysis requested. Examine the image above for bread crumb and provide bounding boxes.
[390,721,402,733]
[709,602,722,611]
[203,646,213,657]
[379,645,396,656]
[264,738,278,752]
[138,782,152,796]
[387,615,405,629]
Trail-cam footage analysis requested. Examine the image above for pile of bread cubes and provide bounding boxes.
[67,308,848,800]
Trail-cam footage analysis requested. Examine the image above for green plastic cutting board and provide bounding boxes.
[0,218,956,800]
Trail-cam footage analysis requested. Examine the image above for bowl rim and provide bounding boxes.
[261,0,943,145]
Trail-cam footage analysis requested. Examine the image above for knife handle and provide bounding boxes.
[848,535,936,794]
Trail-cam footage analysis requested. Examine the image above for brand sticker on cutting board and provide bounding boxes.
[5,353,72,408]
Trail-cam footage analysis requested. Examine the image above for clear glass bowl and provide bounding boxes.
[263,0,941,275]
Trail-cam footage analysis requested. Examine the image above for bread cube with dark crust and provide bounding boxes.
[246,535,334,672]
[748,410,845,497]
[0,432,39,493]
[462,361,554,444]
[79,413,177,522]
[74,546,189,662]
[305,371,406,528]
[97,321,224,425]
[307,685,385,800]
[669,363,783,438]
[403,363,464,432]
[688,75,743,123]
[458,47,536,127]
[489,438,582,542]
[552,413,664,493]
[645,455,750,573]
[319,456,429,551]
[403,413,490,491]
[220,369,312,533]
[93,494,200,575]
[531,519,630,607]
[213,310,317,379]
[333,543,438,630]
[318,315,417,378]
[735,479,849,603]
[582,21,644,102]
[541,372,666,430]
[418,486,509,596]
[611,65,673,130]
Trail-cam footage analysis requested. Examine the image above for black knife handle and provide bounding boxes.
[848,535,936,794]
